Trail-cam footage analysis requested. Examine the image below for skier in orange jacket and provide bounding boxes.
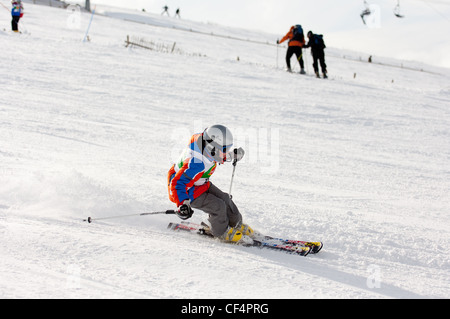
[277,25,306,74]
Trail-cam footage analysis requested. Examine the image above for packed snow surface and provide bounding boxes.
[0,3,449,299]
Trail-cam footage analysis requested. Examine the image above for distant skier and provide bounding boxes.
[85,0,91,12]
[167,125,252,243]
[277,25,306,74]
[304,31,328,78]
[175,8,181,18]
[161,5,169,16]
[11,0,24,32]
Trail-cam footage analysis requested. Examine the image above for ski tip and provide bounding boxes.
[308,242,323,254]
[301,247,312,256]
[83,217,92,223]
[167,222,176,230]
[314,242,323,254]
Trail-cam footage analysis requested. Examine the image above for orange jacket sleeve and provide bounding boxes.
[279,30,292,44]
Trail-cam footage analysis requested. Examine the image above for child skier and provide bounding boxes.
[11,0,24,32]
[167,125,252,243]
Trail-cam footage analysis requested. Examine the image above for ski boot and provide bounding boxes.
[223,226,254,245]
[300,68,306,75]
[235,222,255,238]
[222,226,244,242]
[315,71,320,78]
[198,221,214,237]
[323,71,328,79]
[201,221,254,245]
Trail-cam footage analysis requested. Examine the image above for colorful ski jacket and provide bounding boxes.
[168,133,218,206]
[279,26,305,47]
[11,2,23,17]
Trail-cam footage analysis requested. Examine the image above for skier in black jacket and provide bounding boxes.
[304,31,327,78]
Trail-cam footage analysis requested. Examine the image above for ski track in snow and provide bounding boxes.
[0,4,449,299]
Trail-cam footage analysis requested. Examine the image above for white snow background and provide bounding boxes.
[0,1,449,299]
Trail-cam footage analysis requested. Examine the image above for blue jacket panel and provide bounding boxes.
[11,7,22,17]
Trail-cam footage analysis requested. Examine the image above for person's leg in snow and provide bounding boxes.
[191,183,242,239]
[12,16,20,32]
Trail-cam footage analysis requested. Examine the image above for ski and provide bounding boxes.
[254,233,323,254]
[167,222,318,257]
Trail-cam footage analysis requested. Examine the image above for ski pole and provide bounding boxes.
[228,159,237,199]
[18,19,28,34]
[82,5,96,42]
[304,50,309,73]
[0,3,9,12]
[83,209,176,223]
[297,52,303,72]
[276,42,279,69]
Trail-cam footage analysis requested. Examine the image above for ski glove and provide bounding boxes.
[232,147,245,162]
[177,199,193,220]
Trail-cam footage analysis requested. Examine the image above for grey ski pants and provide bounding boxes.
[191,183,242,237]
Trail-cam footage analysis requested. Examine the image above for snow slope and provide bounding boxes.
[66,0,450,69]
[0,4,449,299]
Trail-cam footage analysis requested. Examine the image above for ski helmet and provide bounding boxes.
[202,125,233,163]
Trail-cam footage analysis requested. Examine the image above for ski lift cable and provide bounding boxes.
[417,0,450,6]
[416,0,450,22]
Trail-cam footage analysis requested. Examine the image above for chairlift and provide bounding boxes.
[360,1,371,25]
[394,0,405,18]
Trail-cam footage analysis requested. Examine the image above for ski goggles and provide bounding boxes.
[214,143,233,159]
[222,144,233,155]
